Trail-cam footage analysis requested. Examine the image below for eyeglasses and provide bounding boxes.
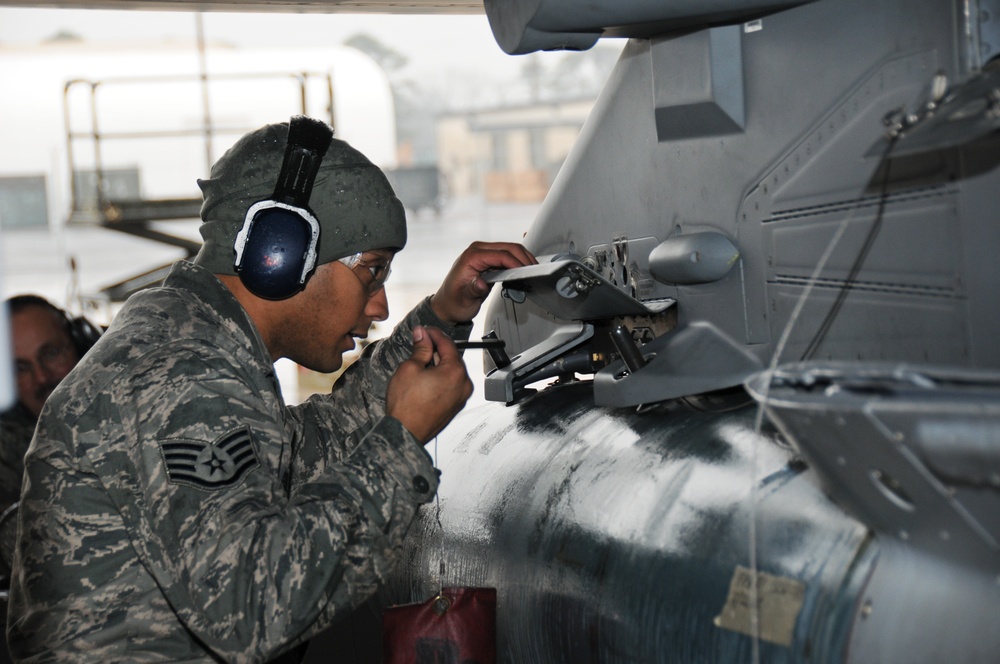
[339,252,393,296]
[15,342,76,378]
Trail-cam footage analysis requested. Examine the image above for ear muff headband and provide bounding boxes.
[233,116,334,300]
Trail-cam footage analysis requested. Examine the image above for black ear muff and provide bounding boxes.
[67,314,103,357]
[234,116,334,300]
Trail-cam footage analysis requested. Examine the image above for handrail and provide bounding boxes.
[63,69,335,222]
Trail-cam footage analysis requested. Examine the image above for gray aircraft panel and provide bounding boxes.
[382,2,1000,663]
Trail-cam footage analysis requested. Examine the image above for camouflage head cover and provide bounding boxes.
[194,120,407,276]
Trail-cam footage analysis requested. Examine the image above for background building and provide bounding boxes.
[436,97,595,203]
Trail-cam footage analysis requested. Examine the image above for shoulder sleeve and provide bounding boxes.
[91,340,436,660]
[0,414,31,512]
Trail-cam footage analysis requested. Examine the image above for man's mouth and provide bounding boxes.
[35,385,57,402]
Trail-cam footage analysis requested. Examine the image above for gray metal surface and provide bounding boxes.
[377,1,1000,662]
[747,363,1000,571]
[482,0,1000,404]
[648,231,740,285]
[483,260,674,321]
[746,363,1000,662]
[383,383,876,662]
[483,0,816,55]
[483,321,593,403]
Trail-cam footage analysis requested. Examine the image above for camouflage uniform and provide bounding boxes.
[7,260,463,662]
[0,402,35,513]
[0,402,35,581]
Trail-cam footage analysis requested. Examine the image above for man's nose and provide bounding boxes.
[366,287,390,322]
[17,361,52,393]
[32,361,56,385]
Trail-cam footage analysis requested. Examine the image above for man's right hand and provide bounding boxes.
[386,326,473,443]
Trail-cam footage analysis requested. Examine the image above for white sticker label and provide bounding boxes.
[745,20,764,33]
[714,565,805,646]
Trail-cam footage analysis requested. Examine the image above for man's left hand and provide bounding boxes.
[430,241,537,325]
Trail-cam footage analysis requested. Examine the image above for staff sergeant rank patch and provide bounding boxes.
[160,427,260,491]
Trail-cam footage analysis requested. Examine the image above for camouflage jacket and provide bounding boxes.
[0,402,35,581]
[0,402,35,513]
[7,260,465,663]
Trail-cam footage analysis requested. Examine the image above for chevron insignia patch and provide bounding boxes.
[160,427,260,491]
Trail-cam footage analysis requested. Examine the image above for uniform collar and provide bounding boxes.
[163,260,275,373]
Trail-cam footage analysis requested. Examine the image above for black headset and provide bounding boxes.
[233,115,335,300]
[6,295,103,358]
